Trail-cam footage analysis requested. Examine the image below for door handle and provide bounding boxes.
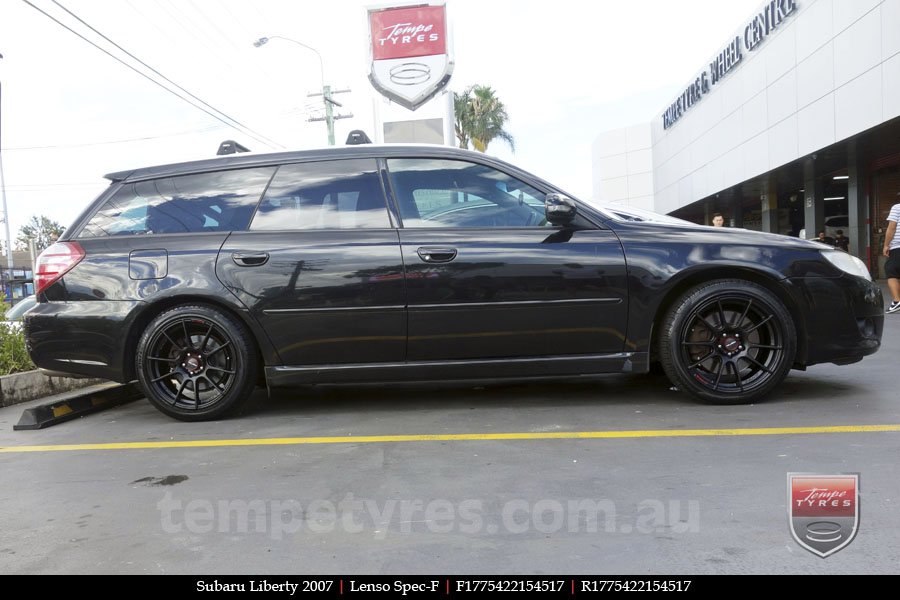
[232,252,269,267]
[416,247,458,263]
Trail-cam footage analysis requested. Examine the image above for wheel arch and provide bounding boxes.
[649,266,807,367]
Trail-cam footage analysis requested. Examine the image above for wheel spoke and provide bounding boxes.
[199,323,215,352]
[206,341,232,357]
[194,379,201,408]
[688,352,715,369]
[712,358,724,391]
[182,320,192,349]
[206,365,235,375]
[682,340,714,347]
[743,354,773,373]
[744,314,774,334]
[736,299,753,329]
[749,343,782,350]
[203,375,226,393]
[696,314,720,333]
[148,356,176,363]
[173,379,189,404]
[729,361,744,392]
[716,301,728,328]
[151,371,177,384]
[161,330,183,352]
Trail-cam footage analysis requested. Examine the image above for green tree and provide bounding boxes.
[16,215,65,253]
[454,88,474,149]
[453,85,515,153]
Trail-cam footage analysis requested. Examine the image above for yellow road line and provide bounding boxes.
[2,424,899,454]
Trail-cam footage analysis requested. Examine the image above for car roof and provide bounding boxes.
[104,144,511,183]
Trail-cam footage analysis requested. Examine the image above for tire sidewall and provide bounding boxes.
[136,304,257,421]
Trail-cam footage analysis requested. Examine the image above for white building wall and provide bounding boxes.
[595,0,900,215]
[591,122,654,210]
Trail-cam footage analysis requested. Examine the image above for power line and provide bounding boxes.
[157,0,278,87]
[48,0,284,149]
[6,182,102,187]
[20,0,285,150]
[6,124,227,150]
[149,0,245,79]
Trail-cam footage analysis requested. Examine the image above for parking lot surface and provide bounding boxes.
[2,295,899,574]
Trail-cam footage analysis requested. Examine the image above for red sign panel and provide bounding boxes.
[790,475,856,517]
[370,5,447,61]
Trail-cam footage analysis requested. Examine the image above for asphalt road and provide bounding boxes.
[1,293,899,574]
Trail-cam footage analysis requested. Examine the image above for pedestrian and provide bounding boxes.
[711,213,725,227]
[833,229,850,252]
[815,231,835,246]
[883,203,900,314]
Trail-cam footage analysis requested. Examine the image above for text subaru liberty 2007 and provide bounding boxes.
[25,145,882,421]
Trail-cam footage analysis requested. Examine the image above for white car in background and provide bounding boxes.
[2,295,37,330]
[799,215,849,242]
[824,215,849,239]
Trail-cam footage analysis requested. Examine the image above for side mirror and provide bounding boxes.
[545,193,577,226]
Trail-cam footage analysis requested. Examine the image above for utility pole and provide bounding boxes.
[308,87,353,146]
[254,37,354,146]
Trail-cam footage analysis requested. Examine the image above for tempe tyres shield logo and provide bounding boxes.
[368,3,453,110]
[788,473,859,557]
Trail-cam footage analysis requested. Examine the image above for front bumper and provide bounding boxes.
[785,275,883,367]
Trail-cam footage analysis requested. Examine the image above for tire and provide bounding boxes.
[658,279,796,404]
[135,304,258,421]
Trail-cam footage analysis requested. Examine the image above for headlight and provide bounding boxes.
[821,250,872,281]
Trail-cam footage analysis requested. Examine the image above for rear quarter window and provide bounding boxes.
[79,167,275,237]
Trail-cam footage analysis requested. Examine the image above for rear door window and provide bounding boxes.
[79,167,275,237]
[250,159,390,230]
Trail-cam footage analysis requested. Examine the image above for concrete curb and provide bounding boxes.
[0,370,107,408]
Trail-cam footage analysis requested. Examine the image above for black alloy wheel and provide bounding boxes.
[136,304,258,421]
[659,280,797,404]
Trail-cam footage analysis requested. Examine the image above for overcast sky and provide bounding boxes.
[0,0,762,241]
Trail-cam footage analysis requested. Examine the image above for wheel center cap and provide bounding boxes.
[718,332,743,357]
[182,352,203,374]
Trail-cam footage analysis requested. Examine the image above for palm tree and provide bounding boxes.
[453,88,473,150]
[453,85,515,153]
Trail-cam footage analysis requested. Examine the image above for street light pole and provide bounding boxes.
[0,52,14,280]
[254,36,335,146]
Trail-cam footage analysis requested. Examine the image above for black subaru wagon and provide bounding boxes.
[25,145,883,421]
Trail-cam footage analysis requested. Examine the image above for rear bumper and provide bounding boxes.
[24,300,142,382]
[786,275,883,367]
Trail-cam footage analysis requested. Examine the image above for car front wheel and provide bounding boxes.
[135,304,258,421]
[659,279,797,404]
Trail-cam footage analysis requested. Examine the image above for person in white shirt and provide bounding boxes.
[883,203,900,314]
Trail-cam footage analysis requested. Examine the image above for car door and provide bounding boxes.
[385,157,628,362]
[217,159,406,366]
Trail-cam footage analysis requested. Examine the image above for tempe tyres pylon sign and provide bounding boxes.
[368,3,454,111]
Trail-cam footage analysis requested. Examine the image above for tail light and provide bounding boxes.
[35,242,85,295]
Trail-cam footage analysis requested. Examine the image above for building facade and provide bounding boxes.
[593,0,900,275]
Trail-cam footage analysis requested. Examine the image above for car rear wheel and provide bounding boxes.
[136,304,258,421]
[659,279,796,404]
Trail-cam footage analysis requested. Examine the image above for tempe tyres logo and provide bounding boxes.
[368,3,453,111]
[788,474,859,557]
